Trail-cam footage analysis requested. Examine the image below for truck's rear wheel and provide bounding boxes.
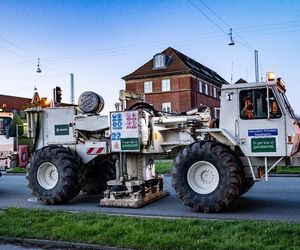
[27,146,83,204]
[81,155,116,194]
[172,141,241,213]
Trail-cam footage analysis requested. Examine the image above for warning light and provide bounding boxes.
[266,72,276,81]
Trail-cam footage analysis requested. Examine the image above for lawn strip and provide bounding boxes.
[0,208,299,250]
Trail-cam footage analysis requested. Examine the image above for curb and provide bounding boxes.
[1,172,26,176]
[164,173,300,178]
[269,173,300,177]
[0,236,129,250]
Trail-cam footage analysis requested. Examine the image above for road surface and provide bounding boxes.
[0,174,300,222]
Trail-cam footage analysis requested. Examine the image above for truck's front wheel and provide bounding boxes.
[172,141,241,212]
[27,146,83,204]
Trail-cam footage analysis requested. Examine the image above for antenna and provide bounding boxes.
[228,28,235,46]
[70,73,75,104]
[231,62,234,84]
[260,64,263,81]
[254,50,259,82]
[36,58,42,73]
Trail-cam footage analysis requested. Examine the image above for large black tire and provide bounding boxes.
[220,148,255,196]
[81,154,116,194]
[239,178,255,196]
[27,146,83,204]
[172,141,242,213]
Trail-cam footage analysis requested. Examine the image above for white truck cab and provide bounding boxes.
[220,79,299,157]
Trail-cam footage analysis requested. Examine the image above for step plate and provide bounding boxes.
[99,190,168,208]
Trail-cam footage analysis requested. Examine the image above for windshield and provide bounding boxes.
[279,92,299,124]
[0,117,12,135]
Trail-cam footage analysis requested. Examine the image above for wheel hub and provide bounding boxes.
[187,161,219,194]
[37,162,59,190]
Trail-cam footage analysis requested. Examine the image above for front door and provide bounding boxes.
[238,87,286,157]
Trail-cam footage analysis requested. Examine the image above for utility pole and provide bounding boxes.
[254,50,259,82]
[70,73,74,104]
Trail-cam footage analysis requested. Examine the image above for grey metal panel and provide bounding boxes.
[44,107,76,145]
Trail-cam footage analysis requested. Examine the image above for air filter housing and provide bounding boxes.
[78,91,105,114]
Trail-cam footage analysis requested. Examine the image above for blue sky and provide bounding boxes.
[0,0,299,114]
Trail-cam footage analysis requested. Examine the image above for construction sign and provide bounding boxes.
[110,111,140,152]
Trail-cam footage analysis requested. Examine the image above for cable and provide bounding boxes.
[198,0,230,28]
[235,19,300,31]
[0,35,38,58]
[0,44,35,64]
[0,34,69,74]
[194,0,254,50]
[187,0,228,35]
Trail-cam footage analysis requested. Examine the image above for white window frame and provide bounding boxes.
[162,102,171,113]
[205,84,208,95]
[199,81,203,93]
[213,87,217,98]
[162,79,170,92]
[154,54,166,69]
[144,81,152,93]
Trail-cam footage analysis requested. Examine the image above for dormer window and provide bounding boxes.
[153,53,168,69]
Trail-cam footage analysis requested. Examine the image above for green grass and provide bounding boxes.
[276,166,300,174]
[154,160,300,175]
[155,160,173,174]
[5,167,27,174]
[0,208,299,250]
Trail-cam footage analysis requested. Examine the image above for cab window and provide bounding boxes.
[0,117,12,135]
[240,88,281,119]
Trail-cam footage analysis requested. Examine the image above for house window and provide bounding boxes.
[213,87,217,98]
[162,102,171,113]
[153,54,166,69]
[144,81,152,93]
[205,84,209,95]
[199,81,203,93]
[162,79,170,91]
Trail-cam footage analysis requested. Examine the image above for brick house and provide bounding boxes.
[0,94,31,112]
[123,47,229,114]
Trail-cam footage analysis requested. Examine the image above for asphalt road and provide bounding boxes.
[0,174,300,222]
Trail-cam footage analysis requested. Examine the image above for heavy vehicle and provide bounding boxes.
[0,111,17,171]
[26,75,300,212]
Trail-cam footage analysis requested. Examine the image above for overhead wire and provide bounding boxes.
[0,15,299,73]
[1,24,299,72]
[194,0,255,50]
[0,35,38,58]
[0,34,69,74]
[198,0,230,28]
[187,0,228,35]
[0,44,35,65]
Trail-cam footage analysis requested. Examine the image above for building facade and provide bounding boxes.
[123,47,229,114]
[0,94,31,112]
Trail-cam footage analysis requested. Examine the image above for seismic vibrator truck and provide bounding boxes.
[26,75,300,212]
